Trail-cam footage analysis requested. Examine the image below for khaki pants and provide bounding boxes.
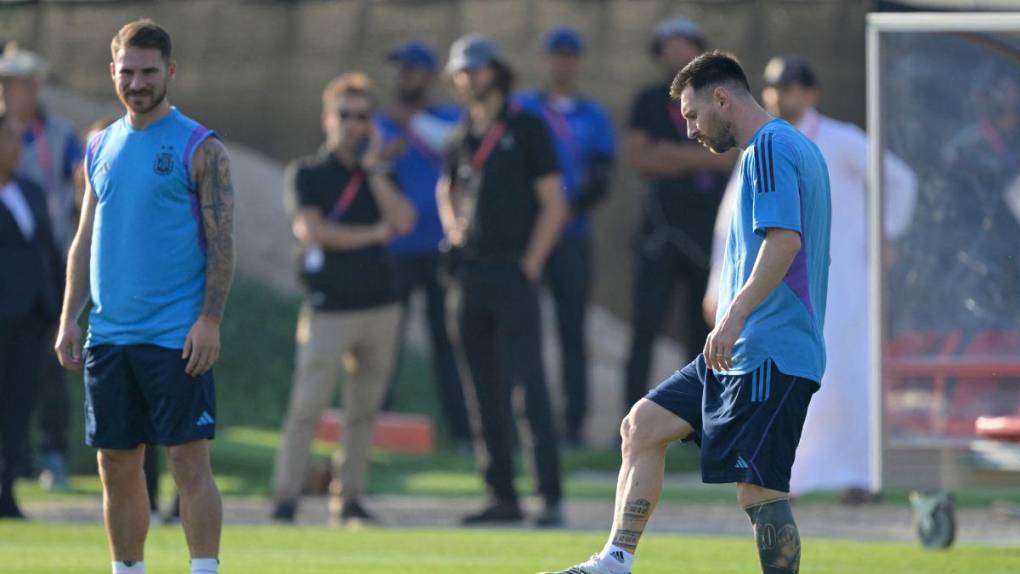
[272,303,400,505]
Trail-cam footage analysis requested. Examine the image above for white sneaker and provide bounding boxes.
[537,554,629,574]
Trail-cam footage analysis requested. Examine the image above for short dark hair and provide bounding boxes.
[670,50,750,100]
[111,19,172,61]
[490,59,515,96]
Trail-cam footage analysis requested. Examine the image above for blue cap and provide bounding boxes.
[445,33,501,73]
[544,27,584,54]
[763,55,818,88]
[653,16,703,44]
[387,41,437,72]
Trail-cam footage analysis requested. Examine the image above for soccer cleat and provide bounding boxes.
[537,554,629,574]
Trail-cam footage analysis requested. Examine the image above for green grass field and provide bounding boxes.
[2,522,1018,573]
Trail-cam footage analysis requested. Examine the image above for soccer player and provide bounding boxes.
[54,20,233,574]
[540,51,831,574]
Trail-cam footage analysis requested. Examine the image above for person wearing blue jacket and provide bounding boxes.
[515,27,616,446]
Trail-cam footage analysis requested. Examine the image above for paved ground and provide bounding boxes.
[21,493,1020,547]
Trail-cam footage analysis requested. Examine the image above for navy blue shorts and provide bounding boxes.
[84,344,216,449]
[646,354,817,492]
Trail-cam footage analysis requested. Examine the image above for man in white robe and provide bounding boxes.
[705,55,918,499]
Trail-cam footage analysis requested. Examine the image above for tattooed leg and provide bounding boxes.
[744,497,801,573]
[606,400,693,553]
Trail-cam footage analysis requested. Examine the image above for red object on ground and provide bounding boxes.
[316,409,435,454]
[976,416,1020,443]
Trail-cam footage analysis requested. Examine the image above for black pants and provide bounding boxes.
[624,239,711,414]
[36,325,69,454]
[448,262,562,507]
[0,314,44,507]
[390,253,471,442]
[545,236,591,440]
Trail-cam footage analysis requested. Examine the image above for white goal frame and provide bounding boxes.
[866,11,1020,491]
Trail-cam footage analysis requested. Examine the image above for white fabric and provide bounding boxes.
[707,109,918,494]
[190,558,219,574]
[409,111,456,153]
[0,180,36,240]
[112,561,144,574]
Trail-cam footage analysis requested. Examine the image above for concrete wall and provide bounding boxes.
[1,0,868,332]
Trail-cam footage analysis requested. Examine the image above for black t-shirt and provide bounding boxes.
[444,105,559,260]
[628,81,728,243]
[286,149,396,311]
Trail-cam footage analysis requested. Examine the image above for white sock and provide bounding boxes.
[191,557,219,573]
[112,561,144,574]
[597,543,634,573]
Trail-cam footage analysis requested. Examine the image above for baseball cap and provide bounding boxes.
[544,27,584,54]
[653,16,704,45]
[0,42,48,78]
[387,41,437,72]
[445,34,501,73]
[763,55,818,88]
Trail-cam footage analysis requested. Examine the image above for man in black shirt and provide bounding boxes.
[439,34,567,527]
[623,17,734,415]
[271,73,416,526]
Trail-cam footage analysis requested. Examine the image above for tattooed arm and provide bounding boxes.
[184,136,236,376]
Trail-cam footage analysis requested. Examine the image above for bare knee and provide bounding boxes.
[97,447,144,484]
[620,400,691,459]
[167,442,212,491]
[737,482,788,509]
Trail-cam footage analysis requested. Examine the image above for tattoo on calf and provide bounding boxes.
[610,529,641,552]
[622,498,651,522]
[610,498,653,552]
[745,499,801,573]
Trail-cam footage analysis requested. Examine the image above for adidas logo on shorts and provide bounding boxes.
[735,455,749,469]
[196,411,215,427]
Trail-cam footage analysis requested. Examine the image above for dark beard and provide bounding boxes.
[118,84,167,114]
[706,121,737,153]
[397,87,426,106]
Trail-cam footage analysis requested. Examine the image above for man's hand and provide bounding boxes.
[703,308,747,372]
[520,255,544,284]
[54,322,84,372]
[183,315,221,377]
[360,126,384,172]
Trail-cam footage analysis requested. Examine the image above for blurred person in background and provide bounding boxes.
[271,72,416,527]
[55,20,234,574]
[376,41,471,448]
[439,34,567,527]
[0,41,82,492]
[704,55,917,504]
[0,111,63,518]
[622,17,735,417]
[514,27,617,448]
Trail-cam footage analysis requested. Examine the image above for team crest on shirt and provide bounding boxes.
[153,145,175,176]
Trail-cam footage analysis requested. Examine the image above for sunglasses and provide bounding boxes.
[338,110,371,121]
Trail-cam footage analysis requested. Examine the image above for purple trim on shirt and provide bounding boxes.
[182,126,215,256]
[182,126,212,185]
[783,197,814,318]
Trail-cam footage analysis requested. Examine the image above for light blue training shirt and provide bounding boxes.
[717,118,831,383]
[85,107,216,349]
